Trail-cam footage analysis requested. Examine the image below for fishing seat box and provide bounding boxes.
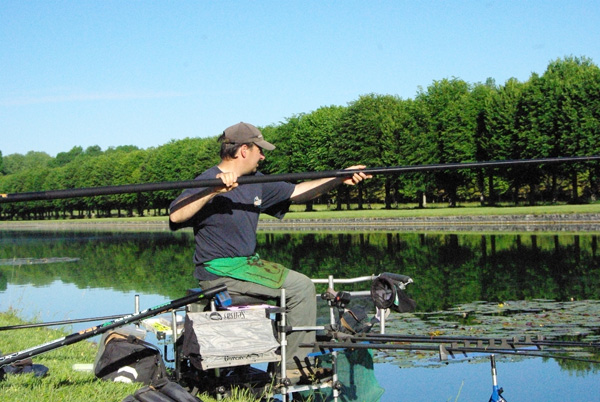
[182,306,281,370]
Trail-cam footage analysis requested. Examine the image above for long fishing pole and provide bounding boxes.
[1,156,598,204]
[303,341,600,364]
[347,332,600,350]
[0,313,131,331]
[0,285,226,368]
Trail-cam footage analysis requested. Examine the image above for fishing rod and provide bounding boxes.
[345,332,600,350]
[0,313,131,331]
[0,285,226,369]
[301,329,600,364]
[303,340,600,364]
[1,156,598,204]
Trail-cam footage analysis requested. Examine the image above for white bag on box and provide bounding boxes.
[183,308,280,369]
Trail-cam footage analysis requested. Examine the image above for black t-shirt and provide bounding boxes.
[169,166,295,280]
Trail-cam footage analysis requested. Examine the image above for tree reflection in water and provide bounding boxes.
[1,230,598,309]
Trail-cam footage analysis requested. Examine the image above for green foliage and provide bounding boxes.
[1,56,600,220]
[415,78,478,206]
[2,151,52,175]
[336,94,405,207]
[48,146,84,168]
[139,137,220,213]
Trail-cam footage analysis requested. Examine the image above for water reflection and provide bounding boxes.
[1,230,599,310]
[259,232,600,310]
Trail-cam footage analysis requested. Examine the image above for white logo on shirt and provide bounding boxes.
[254,196,262,207]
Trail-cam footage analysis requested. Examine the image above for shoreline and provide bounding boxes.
[1,213,599,233]
[260,213,600,232]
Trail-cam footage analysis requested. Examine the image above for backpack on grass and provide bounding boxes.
[94,330,167,385]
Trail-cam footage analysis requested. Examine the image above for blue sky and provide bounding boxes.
[1,1,599,157]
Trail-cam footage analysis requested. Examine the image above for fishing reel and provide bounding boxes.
[321,289,352,309]
[321,289,374,334]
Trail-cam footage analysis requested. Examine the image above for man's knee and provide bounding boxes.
[286,272,315,295]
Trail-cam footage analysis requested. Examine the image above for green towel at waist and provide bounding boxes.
[204,254,289,288]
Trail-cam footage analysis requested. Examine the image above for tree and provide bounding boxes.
[336,94,404,209]
[84,145,103,157]
[2,55,600,218]
[2,151,52,174]
[264,106,346,210]
[49,146,83,168]
[265,114,306,176]
[470,78,497,205]
[105,145,140,154]
[396,96,434,206]
[112,150,147,216]
[415,78,477,206]
[482,78,524,203]
[515,57,600,203]
[547,57,600,201]
[139,137,220,215]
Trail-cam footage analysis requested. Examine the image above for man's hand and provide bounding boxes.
[215,172,239,193]
[170,171,239,224]
[341,165,372,185]
[290,164,372,203]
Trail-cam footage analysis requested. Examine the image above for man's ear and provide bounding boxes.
[238,144,248,159]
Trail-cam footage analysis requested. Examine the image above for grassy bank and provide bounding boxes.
[0,311,257,402]
[0,310,141,402]
[280,201,600,220]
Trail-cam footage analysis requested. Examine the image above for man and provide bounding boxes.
[169,122,370,378]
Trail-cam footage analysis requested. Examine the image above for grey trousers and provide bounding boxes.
[199,269,317,368]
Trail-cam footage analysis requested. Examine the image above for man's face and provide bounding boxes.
[247,144,265,173]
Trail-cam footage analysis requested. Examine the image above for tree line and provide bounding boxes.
[1,56,599,220]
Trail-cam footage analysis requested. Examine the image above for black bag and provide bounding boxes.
[122,377,203,402]
[370,273,416,313]
[340,307,373,334]
[0,357,49,379]
[94,332,167,385]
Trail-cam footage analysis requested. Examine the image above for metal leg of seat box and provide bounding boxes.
[278,287,289,401]
[278,284,340,402]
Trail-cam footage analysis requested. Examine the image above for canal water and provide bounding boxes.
[1,229,599,401]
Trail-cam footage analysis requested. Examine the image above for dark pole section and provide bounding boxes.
[302,341,600,363]
[0,314,131,331]
[0,285,226,368]
[1,156,599,204]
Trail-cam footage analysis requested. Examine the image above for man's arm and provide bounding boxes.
[290,165,371,204]
[169,172,239,224]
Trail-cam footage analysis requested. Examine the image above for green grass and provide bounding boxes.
[0,311,258,402]
[269,202,600,220]
[0,309,142,401]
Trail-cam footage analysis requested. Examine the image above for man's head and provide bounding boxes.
[217,122,272,173]
[219,122,275,153]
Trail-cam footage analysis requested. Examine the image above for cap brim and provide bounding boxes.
[255,139,275,151]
